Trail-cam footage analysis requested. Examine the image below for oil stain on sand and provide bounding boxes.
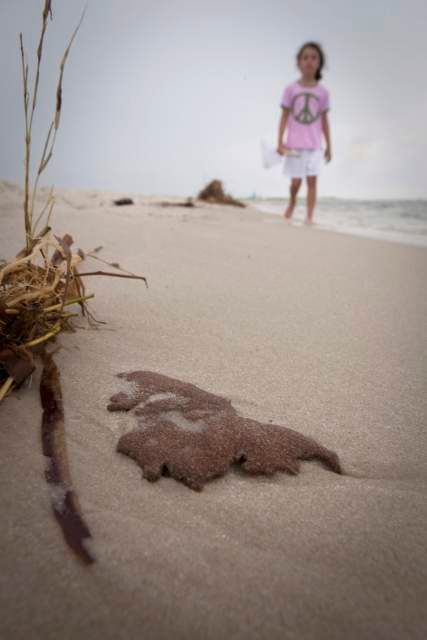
[108,371,342,491]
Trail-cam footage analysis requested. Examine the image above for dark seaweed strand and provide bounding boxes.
[40,350,94,564]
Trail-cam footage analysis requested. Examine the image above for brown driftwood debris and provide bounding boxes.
[197,180,245,208]
[159,198,195,208]
[108,371,342,491]
[113,198,134,206]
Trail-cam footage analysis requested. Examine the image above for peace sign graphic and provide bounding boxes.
[291,92,321,125]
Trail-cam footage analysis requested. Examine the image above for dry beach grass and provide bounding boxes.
[0,1,145,564]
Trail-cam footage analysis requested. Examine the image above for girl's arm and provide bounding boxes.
[277,108,289,154]
[322,112,332,162]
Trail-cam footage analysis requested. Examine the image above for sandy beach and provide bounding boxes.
[1,180,427,639]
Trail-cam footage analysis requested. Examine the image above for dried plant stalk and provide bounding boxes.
[0,377,15,402]
[40,349,95,564]
[19,0,85,249]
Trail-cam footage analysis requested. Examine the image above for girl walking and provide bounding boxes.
[277,42,332,224]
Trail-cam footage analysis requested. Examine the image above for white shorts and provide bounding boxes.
[283,148,324,178]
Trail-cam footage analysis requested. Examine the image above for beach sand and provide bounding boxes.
[1,180,426,639]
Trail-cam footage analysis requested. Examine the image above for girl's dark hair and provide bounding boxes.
[296,42,325,81]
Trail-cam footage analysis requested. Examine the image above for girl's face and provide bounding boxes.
[298,47,320,78]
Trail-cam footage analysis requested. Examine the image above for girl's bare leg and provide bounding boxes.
[305,175,317,224]
[284,178,302,219]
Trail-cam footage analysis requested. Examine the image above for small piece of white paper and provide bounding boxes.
[261,140,283,168]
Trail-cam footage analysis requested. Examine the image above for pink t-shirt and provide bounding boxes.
[280,81,330,150]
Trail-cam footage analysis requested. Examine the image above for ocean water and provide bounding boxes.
[250,198,427,248]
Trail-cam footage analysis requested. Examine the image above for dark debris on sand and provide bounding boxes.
[113,198,134,206]
[108,371,342,491]
[197,180,246,208]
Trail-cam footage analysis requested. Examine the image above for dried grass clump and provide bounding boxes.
[0,230,92,399]
[1,1,145,564]
[0,2,89,401]
[0,3,145,402]
[198,179,245,208]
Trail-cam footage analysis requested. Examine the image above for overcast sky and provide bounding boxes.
[1,0,426,199]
